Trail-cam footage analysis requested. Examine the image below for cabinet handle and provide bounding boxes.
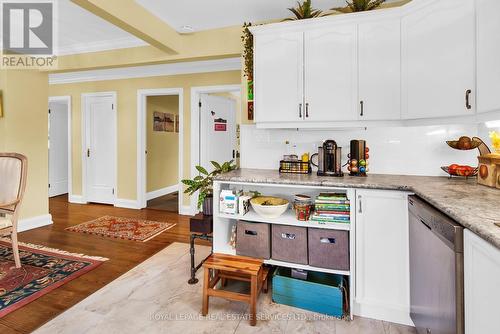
[299,103,302,119]
[305,103,309,118]
[465,89,472,110]
[360,101,364,117]
[358,195,362,213]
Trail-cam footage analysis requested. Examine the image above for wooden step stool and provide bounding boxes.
[201,253,270,326]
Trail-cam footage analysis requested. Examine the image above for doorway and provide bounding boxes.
[190,85,241,215]
[137,88,184,212]
[48,96,71,198]
[145,95,180,213]
[82,92,117,205]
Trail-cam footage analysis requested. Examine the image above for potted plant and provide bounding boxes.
[284,0,324,21]
[182,160,236,216]
[332,0,386,13]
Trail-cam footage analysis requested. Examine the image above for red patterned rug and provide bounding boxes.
[65,216,176,242]
[0,239,107,318]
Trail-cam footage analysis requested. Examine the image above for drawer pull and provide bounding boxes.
[281,233,296,240]
[320,237,336,244]
[245,230,257,236]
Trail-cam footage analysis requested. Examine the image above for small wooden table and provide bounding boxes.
[202,253,269,326]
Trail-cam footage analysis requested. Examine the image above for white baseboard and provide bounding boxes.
[68,195,86,204]
[114,199,141,210]
[146,184,179,201]
[179,205,196,216]
[18,214,53,232]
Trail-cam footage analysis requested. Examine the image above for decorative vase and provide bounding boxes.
[202,196,213,216]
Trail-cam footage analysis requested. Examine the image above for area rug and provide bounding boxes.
[0,238,107,318]
[65,216,176,242]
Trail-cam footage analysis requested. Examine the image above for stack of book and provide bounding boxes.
[311,193,350,223]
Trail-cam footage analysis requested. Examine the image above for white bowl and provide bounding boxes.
[250,196,289,219]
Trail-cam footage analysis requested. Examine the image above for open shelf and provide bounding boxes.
[264,258,350,276]
[217,209,351,231]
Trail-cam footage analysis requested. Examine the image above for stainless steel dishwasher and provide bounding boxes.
[408,196,464,334]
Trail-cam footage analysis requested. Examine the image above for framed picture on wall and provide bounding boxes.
[175,115,179,133]
[153,111,175,132]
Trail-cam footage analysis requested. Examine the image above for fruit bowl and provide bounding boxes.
[446,136,482,150]
[250,196,289,219]
[441,165,478,178]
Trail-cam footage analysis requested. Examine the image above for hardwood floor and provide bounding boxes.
[146,192,179,212]
[0,195,208,334]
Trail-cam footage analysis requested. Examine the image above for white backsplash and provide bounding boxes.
[240,124,496,176]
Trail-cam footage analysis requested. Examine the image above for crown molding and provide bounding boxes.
[56,37,148,56]
[49,57,242,85]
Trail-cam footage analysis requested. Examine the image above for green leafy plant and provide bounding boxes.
[333,0,386,13]
[242,22,254,81]
[284,0,323,21]
[182,160,237,209]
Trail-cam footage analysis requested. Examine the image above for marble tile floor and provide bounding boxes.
[34,243,417,334]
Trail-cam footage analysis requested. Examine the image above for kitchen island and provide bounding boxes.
[215,168,500,249]
[213,169,500,333]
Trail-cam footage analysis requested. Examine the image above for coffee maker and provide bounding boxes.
[311,140,344,177]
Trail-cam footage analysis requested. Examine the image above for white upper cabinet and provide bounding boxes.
[304,24,358,122]
[402,0,475,119]
[254,31,304,123]
[358,18,401,121]
[476,0,500,114]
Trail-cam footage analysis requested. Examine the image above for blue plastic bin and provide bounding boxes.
[272,267,345,318]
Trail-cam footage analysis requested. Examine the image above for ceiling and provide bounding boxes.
[55,0,146,55]
[135,0,401,32]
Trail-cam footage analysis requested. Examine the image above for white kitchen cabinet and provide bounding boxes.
[254,31,304,123]
[354,189,413,326]
[358,18,401,121]
[476,0,500,114]
[464,229,500,334]
[304,24,358,122]
[401,0,475,119]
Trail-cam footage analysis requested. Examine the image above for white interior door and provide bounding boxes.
[200,94,236,171]
[48,102,69,197]
[84,94,116,204]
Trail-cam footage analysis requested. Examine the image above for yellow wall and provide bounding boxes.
[49,70,241,205]
[0,70,49,220]
[146,95,179,193]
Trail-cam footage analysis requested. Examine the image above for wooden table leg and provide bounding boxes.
[202,267,210,316]
[250,274,258,326]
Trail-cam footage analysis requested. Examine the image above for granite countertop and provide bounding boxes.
[215,168,500,249]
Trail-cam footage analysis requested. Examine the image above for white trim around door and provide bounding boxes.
[81,92,118,205]
[190,84,242,215]
[48,96,72,201]
[137,88,184,212]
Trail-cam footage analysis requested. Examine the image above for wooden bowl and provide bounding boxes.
[446,138,482,150]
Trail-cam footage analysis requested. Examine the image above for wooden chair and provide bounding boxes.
[0,153,28,268]
[202,253,269,326]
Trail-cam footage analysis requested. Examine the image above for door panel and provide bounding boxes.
[200,94,237,170]
[359,19,401,120]
[476,0,500,114]
[48,102,69,197]
[304,24,357,122]
[402,0,475,119]
[254,32,303,123]
[355,189,412,325]
[85,95,116,204]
